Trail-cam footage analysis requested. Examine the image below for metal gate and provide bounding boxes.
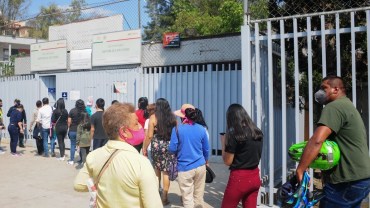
[242,7,370,206]
[142,62,242,157]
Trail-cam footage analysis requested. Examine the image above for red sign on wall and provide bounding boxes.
[163,32,180,48]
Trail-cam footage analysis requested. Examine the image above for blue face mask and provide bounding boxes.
[314,89,327,105]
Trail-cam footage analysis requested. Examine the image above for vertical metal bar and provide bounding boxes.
[255,23,262,129]
[367,10,370,208]
[8,44,12,61]
[321,15,327,77]
[307,17,314,191]
[255,23,263,206]
[267,21,274,207]
[242,25,252,114]
[336,13,341,76]
[294,18,300,145]
[351,12,357,107]
[280,19,287,184]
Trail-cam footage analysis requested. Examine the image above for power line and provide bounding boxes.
[1,0,128,29]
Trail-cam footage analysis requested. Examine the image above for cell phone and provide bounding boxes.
[219,132,225,136]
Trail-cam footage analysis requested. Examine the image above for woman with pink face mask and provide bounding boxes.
[121,110,145,153]
[74,103,161,208]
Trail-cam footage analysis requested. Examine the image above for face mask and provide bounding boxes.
[314,89,327,105]
[120,127,145,146]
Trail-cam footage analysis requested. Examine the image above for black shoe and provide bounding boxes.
[19,145,25,148]
[51,153,56,157]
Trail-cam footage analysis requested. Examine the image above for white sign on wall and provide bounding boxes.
[70,49,92,70]
[49,15,124,50]
[92,29,142,67]
[70,90,80,101]
[31,40,67,71]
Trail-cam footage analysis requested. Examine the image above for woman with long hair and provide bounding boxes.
[193,108,208,129]
[68,99,86,165]
[134,97,148,152]
[143,103,156,164]
[169,104,210,208]
[136,97,149,127]
[51,98,68,160]
[76,112,91,166]
[221,103,263,208]
[143,98,177,205]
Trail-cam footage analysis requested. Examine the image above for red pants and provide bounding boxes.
[221,168,261,208]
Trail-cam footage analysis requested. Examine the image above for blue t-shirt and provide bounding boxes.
[168,123,209,172]
[9,110,22,126]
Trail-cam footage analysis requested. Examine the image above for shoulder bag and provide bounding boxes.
[87,149,122,208]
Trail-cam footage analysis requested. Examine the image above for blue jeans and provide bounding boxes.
[8,125,19,153]
[320,178,370,208]
[68,131,77,161]
[41,128,50,156]
[50,131,56,154]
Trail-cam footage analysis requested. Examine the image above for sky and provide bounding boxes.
[27,0,150,29]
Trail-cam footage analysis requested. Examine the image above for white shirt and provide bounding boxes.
[144,119,151,151]
[144,118,149,130]
[37,105,53,129]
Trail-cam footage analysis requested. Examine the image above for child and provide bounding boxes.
[76,112,91,166]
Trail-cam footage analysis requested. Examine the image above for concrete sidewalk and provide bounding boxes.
[0,138,246,208]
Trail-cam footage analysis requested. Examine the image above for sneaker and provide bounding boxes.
[57,156,65,161]
[19,145,25,148]
[11,153,21,157]
[51,152,56,157]
[0,150,5,155]
[67,161,74,165]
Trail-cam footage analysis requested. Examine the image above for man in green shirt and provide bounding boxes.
[296,75,370,207]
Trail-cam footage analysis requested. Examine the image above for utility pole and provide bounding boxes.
[243,0,250,26]
[138,0,141,29]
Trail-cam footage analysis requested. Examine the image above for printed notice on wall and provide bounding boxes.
[113,82,127,94]
[70,90,81,101]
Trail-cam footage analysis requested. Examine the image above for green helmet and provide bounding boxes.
[288,140,340,170]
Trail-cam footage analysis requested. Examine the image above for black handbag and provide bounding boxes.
[33,125,41,139]
[205,165,216,183]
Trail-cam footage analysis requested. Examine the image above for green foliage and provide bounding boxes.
[219,1,244,33]
[67,0,86,23]
[28,0,86,39]
[143,0,175,41]
[249,0,269,20]
[143,0,244,41]
[0,52,27,77]
[0,0,30,35]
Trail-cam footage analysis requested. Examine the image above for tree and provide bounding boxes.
[0,0,30,35]
[143,0,244,41]
[66,0,86,23]
[28,4,64,39]
[28,0,86,39]
[143,0,175,41]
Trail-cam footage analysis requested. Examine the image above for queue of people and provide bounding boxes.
[2,75,370,208]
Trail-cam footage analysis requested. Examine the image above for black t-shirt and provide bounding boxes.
[68,108,83,132]
[52,109,68,128]
[91,111,108,140]
[225,135,263,170]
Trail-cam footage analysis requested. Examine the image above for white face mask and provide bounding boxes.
[314,89,327,105]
